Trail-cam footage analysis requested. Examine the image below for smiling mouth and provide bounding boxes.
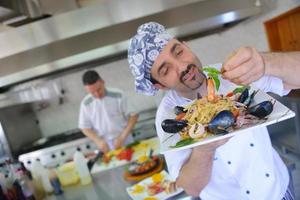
[180,64,197,83]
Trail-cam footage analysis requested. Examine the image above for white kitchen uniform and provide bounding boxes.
[79,88,132,149]
[156,64,291,200]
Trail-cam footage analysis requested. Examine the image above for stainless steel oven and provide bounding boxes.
[18,129,97,169]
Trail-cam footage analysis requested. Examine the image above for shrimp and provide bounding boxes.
[207,78,215,102]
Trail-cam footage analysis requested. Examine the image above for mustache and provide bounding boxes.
[180,64,197,83]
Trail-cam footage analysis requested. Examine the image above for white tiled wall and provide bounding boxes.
[34,0,300,137]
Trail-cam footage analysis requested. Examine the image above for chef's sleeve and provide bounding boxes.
[78,103,93,129]
[252,75,291,96]
[163,149,192,180]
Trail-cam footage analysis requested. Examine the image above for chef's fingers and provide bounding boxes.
[222,47,253,72]
[241,71,262,85]
[221,51,236,73]
[102,143,110,153]
[230,66,259,85]
[222,59,253,80]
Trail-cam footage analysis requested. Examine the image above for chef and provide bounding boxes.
[78,70,138,153]
[127,22,295,199]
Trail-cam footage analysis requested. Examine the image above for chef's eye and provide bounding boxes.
[162,67,169,76]
[177,50,183,56]
[175,47,183,56]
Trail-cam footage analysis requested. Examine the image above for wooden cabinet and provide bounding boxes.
[264,6,300,51]
[290,12,300,50]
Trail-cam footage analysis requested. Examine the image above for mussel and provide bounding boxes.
[174,106,187,115]
[247,100,274,119]
[161,119,188,133]
[208,110,235,135]
[238,88,249,104]
[238,88,259,107]
[243,90,258,107]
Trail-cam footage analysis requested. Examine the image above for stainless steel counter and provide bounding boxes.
[45,165,191,200]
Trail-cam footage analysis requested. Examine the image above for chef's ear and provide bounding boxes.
[99,79,105,84]
[153,83,167,90]
[150,76,167,90]
[182,41,189,48]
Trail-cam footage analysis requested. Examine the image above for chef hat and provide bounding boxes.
[128,22,173,96]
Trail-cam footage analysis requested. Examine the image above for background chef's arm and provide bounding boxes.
[119,113,138,139]
[262,52,300,89]
[81,128,109,152]
[81,128,103,143]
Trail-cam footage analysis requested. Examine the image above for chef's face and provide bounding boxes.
[150,39,206,94]
[85,80,106,99]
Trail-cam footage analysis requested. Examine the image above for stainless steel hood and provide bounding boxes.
[0,0,78,20]
[0,0,262,88]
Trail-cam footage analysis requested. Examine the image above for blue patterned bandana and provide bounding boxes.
[128,22,173,96]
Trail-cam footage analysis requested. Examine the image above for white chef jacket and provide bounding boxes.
[79,88,132,149]
[155,64,290,200]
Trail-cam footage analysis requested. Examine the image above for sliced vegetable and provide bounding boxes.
[125,141,140,148]
[116,148,134,161]
[102,154,112,164]
[203,67,221,75]
[170,138,195,148]
[131,184,145,194]
[151,173,164,183]
[143,197,158,200]
[137,155,149,163]
[211,75,220,91]
[226,92,234,97]
[233,86,250,94]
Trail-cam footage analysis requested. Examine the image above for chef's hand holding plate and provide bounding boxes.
[221,47,265,86]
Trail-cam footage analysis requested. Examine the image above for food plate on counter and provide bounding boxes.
[91,137,160,174]
[124,155,164,183]
[160,87,295,153]
[126,170,183,200]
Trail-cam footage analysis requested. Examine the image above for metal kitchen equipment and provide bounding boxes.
[0,103,42,163]
[0,0,262,88]
[18,108,157,169]
[18,129,98,169]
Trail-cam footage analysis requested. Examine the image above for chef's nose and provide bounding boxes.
[172,58,189,74]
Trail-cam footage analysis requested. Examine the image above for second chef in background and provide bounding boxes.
[78,70,138,153]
